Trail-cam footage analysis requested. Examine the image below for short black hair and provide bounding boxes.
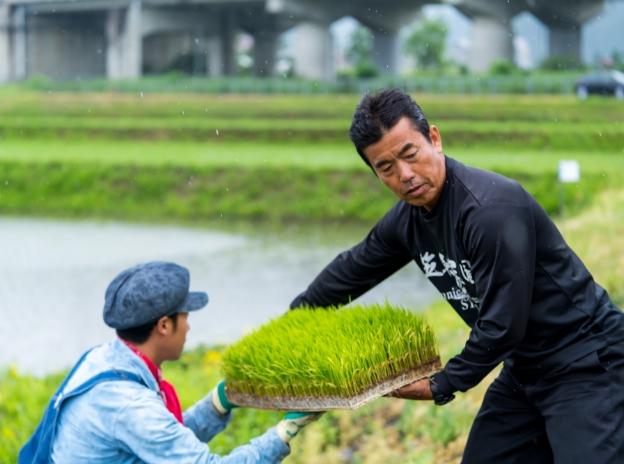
[116,312,179,345]
[349,88,432,168]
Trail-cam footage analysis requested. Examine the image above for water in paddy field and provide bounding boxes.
[0,217,440,376]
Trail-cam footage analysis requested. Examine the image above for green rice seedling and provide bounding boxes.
[222,302,439,400]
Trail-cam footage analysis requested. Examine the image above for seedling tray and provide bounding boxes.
[226,356,442,411]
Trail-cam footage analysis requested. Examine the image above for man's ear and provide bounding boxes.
[155,315,171,336]
[429,125,443,154]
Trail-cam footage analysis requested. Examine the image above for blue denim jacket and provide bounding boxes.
[50,339,290,463]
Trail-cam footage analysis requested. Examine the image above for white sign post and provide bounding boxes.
[557,160,580,217]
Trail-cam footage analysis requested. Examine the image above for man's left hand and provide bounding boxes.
[385,378,433,400]
[211,380,240,414]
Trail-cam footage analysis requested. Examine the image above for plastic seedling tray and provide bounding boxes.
[226,356,442,411]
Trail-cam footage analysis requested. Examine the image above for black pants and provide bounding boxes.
[462,341,624,464]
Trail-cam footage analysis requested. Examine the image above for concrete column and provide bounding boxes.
[293,22,333,80]
[106,9,123,78]
[373,29,399,75]
[106,1,141,79]
[253,30,277,77]
[192,29,204,76]
[0,3,10,83]
[12,5,25,80]
[220,8,235,76]
[124,0,142,78]
[205,36,222,77]
[549,25,580,57]
[469,16,513,73]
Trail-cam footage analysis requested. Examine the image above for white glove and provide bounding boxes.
[210,380,239,415]
[276,412,325,443]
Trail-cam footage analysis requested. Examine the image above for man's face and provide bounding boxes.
[362,117,446,211]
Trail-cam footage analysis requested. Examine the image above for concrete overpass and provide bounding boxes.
[0,0,607,82]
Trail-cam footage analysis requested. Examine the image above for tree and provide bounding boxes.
[347,25,374,64]
[405,19,448,71]
[613,51,624,72]
[347,24,379,78]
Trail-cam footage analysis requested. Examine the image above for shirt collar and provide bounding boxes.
[418,155,453,221]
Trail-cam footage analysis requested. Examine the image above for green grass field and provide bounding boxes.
[1,92,622,151]
[1,92,622,123]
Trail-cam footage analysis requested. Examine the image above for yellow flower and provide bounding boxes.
[203,350,222,364]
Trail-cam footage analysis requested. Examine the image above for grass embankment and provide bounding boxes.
[3,92,622,121]
[0,154,617,222]
[1,93,622,222]
[223,303,438,398]
[1,93,622,150]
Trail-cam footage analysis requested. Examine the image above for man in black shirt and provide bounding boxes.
[290,89,624,462]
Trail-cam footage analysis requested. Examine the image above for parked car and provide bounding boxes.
[575,70,624,99]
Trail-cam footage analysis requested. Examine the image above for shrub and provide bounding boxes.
[489,60,515,75]
[540,55,584,71]
[354,59,380,78]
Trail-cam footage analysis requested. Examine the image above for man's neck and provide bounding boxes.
[127,341,164,368]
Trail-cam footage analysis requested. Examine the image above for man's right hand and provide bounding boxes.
[385,378,434,400]
[276,412,324,443]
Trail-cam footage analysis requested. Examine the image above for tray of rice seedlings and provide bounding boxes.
[222,302,441,411]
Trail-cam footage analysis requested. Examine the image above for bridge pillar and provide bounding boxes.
[0,3,10,82]
[220,8,236,76]
[253,30,277,77]
[372,29,399,74]
[293,21,332,80]
[469,15,513,73]
[204,36,222,77]
[106,1,142,79]
[549,25,580,57]
[12,5,26,80]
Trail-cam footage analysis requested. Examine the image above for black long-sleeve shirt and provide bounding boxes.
[290,157,624,395]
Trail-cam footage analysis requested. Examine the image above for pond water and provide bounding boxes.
[0,217,439,375]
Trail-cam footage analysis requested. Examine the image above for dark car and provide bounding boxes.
[575,70,624,99]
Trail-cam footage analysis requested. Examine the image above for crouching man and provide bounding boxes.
[20,261,321,463]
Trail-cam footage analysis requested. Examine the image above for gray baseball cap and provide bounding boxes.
[103,261,208,330]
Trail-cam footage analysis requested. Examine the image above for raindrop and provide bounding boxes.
[140,92,144,98]
[216,129,219,135]
[4,181,8,185]
[182,111,185,115]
